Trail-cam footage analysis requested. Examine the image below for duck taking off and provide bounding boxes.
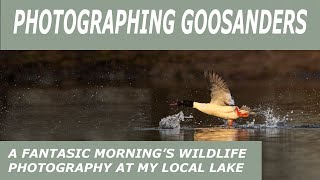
[170,71,254,126]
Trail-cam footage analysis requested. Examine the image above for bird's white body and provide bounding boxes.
[172,72,252,125]
[193,102,239,119]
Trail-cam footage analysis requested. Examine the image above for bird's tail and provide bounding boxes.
[240,105,256,115]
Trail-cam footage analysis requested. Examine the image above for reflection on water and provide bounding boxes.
[194,128,250,141]
[0,80,319,180]
[159,129,184,141]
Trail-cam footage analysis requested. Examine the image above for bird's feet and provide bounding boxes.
[227,119,234,126]
[235,107,249,118]
[223,119,235,128]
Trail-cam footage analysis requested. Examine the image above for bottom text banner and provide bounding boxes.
[0,141,261,180]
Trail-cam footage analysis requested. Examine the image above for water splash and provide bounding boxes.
[259,107,288,127]
[236,107,288,129]
[159,111,193,129]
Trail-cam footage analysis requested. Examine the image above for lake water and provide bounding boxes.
[0,79,319,180]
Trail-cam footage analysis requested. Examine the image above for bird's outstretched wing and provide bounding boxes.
[204,71,235,105]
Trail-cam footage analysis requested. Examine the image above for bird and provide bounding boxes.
[170,71,254,126]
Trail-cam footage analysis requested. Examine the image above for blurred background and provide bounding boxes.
[1,51,320,84]
[0,51,320,180]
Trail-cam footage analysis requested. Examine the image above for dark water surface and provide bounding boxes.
[0,79,319,180]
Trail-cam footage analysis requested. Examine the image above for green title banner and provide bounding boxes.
[0,141,262,180]
[1,0,319,50]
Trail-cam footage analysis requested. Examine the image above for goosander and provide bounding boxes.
[171,71,254,126]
